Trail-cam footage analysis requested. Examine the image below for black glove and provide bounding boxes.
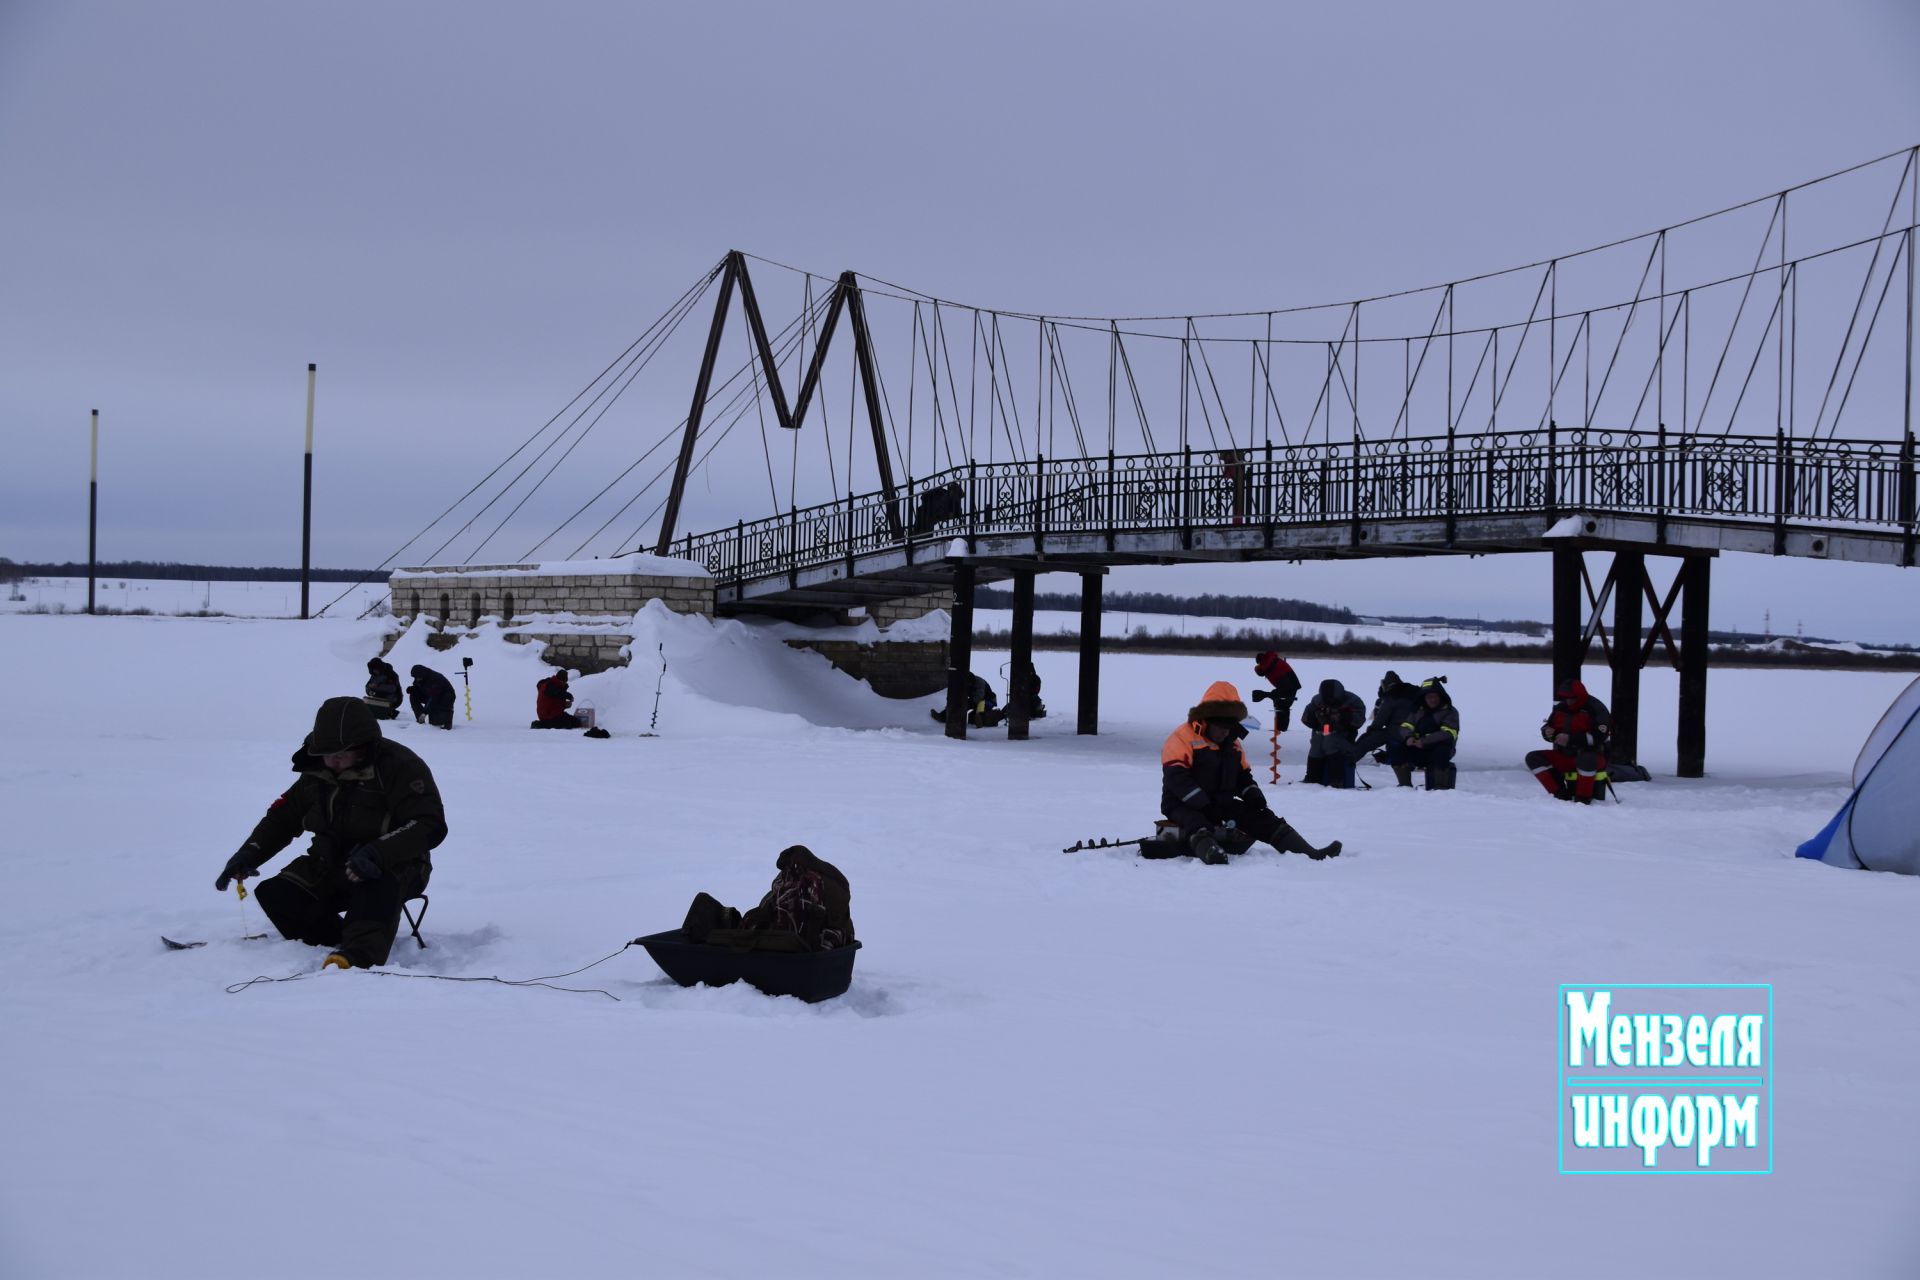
[215,850,258,892]
[346,843,383,883]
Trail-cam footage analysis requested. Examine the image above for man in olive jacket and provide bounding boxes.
[215,696,447,969]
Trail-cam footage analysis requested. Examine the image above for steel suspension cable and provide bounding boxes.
[546,288,833,560]
[312,260,721,616]
[461,275,711,563]
[1811,151,1919,439]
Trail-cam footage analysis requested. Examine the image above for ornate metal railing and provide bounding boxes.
[676,429,1917,587]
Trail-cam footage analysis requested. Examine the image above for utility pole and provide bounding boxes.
[87,409,99,615]
[301,363,317,619]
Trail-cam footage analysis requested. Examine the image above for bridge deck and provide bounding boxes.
[678,430,1914,616]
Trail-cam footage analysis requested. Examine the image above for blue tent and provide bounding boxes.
[1797,676,1920,875]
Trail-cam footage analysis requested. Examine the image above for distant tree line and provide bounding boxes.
[1369,613,1547,637]
[968,584,1912,652]
[974,627,1920,670]
[1,558,380,583]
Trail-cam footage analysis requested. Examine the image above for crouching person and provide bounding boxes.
[1525,679,1612,803]
[1394,677,1459,789]
[532,669,583,729]
[1161,681,1342,864]
[407,664,457,729]
[214,696,446,969]
[363,658,403,720]
[1301,678,1367,788]
[1353,670,1422,762]
[930,672,1003,728]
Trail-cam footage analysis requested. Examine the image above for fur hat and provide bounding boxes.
[1187,680,1249,725]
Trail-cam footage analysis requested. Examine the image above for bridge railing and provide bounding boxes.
[676,431,1914,586]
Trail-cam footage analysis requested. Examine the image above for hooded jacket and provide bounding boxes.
[1368,671,1424,733]
[364,659,403,709]
[408,665,456,709]
[1160,681,1267,816]
[1543,681,1611,750]
[1302,679,1367,756]
[1396,678,1461,747]
[233,697,448,879]
[536,674,574,721]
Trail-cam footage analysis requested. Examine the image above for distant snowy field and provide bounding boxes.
[2,574,389,618]
[2,607,1917,1277]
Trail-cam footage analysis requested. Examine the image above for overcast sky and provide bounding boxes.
[3,0,1916,638]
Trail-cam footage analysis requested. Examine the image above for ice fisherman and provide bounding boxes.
[1300,678,1367,788]
[1351,670,1422,762]
[1250,651,1302,729]
[1160,680,1342,864]
[1526,679,1612,803]
[1008,659,1047,721]
[930,671,1002,727]
[532,669,583,729]
[407,663,457,729]
[363,657,403,721]
[1392,677,1460,790]
[214,696,447,970]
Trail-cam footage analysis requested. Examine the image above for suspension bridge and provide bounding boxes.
[346,145,1919,773]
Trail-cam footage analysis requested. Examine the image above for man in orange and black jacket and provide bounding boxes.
[1161,680,1342,865]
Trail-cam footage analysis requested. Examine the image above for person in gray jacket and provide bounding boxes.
[1301,678,1367,788]
[1393,677,1460,790]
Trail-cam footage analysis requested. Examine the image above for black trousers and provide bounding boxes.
[254,862,427,967]
[409,692,455,729]
[1303,751,1357,788]
[1162,797,1287,850]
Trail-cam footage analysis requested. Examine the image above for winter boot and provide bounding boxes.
[322,952,354,970]
[1189,830,1229,866]
[1271,821,1343,861]
[1426,764,1456,791]
[1392,764,1415,788]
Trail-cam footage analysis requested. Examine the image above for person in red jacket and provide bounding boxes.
[1525,679,1612,802]
[1250,650,1302,729]
[531,670,584,729]
[1160,680,1342,864]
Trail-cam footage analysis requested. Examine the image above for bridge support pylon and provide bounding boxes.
[1610,551,1646,765]
[1548,545,1714,778]
[1077,571,1102,735]
[1008,571,1035,741]
[944,564,977,740]
[1676,556,1711,779]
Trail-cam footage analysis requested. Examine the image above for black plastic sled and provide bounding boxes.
[635,930,862,1004]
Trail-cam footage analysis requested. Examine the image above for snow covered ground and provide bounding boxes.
[3,607,1917,1277]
